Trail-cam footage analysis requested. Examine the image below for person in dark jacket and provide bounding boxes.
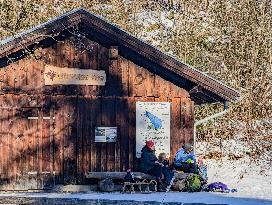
[139,140,163,179]
[139,140,175,188]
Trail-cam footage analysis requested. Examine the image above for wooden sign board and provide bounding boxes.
[44,65,106,85]
[136,102,171,158]
[95,127,117,142]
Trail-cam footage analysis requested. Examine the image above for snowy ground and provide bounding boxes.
[0,191,271,205]
[205,157,272,200]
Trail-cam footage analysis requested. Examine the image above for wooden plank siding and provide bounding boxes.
[0,37,193,189]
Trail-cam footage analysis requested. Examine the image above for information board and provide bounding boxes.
[136,102,171,158]
[95,127,117,142]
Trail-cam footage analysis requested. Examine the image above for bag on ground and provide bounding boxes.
[207,182,228,192]
[185,174,202,192]
[172,179,186,191]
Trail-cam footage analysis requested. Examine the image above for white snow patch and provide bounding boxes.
[195,118,272,200]
[206,157,272,200]
[93,4,113,12]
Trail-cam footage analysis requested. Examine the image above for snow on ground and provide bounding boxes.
[196,128,272,201]
[206,157,272,200]
[0,191,271,205]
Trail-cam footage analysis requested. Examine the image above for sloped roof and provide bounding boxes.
[0,8,240,104]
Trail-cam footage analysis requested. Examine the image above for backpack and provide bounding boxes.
[172,179,186,191]
[207,182,228,192]
[185,174,202,192]
[124,170,135,183]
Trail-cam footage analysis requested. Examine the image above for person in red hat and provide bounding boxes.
[139,140,163,179]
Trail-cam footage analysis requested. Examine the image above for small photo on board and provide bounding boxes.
[95,128,105,137]
[106,128,117,142]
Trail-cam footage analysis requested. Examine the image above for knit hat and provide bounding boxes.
[183,143,192,150]
[146,140,155,149]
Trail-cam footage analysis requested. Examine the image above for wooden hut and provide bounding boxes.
[0,8,239,190]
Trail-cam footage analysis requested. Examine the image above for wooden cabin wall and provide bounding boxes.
[0,37,194,188]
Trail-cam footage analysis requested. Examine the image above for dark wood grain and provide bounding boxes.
[0,35,195,189]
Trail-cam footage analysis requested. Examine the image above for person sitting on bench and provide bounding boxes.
[158,152,174,186]
[173,143,199,174]
[139,140,162,179]
[139,140,174,187]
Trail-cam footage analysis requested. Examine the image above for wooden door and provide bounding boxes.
[5,107,55,190]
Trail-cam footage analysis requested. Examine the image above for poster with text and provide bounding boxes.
[95,127,117,142]
[136,102,171,158]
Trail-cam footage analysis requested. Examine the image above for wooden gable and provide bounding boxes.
[0,8,240,105]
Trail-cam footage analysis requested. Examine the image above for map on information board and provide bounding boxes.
[136,102,171,158]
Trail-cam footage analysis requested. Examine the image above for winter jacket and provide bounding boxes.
[139,146,158,173]
[174,148,196,167]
